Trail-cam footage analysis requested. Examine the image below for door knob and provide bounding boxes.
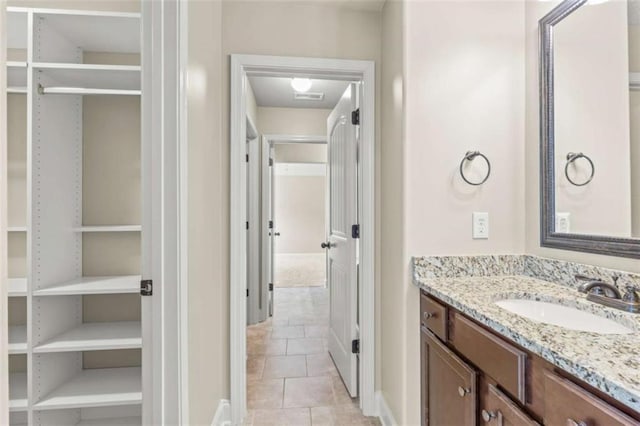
[321,242,335,249]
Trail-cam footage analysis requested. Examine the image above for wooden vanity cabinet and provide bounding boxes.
[421,328,477,426]
[420,291,640,426]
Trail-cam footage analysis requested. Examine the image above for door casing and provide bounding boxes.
[230,54,376,424]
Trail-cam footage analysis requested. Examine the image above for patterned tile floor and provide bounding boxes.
[246,288,381,425]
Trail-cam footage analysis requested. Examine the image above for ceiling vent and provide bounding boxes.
[294,92,324,101]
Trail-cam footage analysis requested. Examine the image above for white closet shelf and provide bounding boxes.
[8,226,27,232]
[74,225,141,232]
[39,87,141,96]
[35,321,141,353]
[34,275,141,296]
[34,367,142,410]
[9,278,27,297]
[76,417,141,426]
[33,9,140,55]
[9,325,27,354]
[7,62,28,89]
[34,63,140,92]
[9,372,28,412]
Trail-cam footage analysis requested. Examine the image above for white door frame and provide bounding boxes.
[0,4,9,425]
[259,135,327,323]
[142,0,189,424]
[230,54,376,424]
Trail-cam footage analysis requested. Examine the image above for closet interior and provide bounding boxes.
[6,6,144,425]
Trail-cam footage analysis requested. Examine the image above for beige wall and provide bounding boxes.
[379,0,406,422]
[630,25,640,238]
[274,175,326,254]
[257,107,330,136]
[525,0,640,274]
[380,1,526,424]
[554,1,631,237]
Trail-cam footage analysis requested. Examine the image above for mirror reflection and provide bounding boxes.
[553,0,640,238]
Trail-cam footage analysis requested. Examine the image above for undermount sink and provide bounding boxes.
[495,299,633,335]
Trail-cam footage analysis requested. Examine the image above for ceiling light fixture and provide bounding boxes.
[291,78,312,93]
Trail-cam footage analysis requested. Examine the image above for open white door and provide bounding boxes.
[326,84,359,397]
[261,139,275,320]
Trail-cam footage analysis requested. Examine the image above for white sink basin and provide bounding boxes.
[495,299,633,335]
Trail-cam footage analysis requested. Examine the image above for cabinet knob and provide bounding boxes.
[457,386,470,397]
[481,410,496,422]
[566,419,588,426]
[423,312,434,321]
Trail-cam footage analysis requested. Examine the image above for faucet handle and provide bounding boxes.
[623,286,640,304]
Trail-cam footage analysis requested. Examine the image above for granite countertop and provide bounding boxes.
[413,270,640,412]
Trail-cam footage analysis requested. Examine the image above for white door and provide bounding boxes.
[261,139,275,319]
[326,83,359,397]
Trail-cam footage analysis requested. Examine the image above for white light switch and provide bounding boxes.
[556,212,571,233]
[473,212,489,239]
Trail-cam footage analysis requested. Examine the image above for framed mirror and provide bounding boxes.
[540,0,640,258]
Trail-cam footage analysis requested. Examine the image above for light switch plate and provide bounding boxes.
[473,212,489,239]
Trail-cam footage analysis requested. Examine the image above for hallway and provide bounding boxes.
[246,288,380,425]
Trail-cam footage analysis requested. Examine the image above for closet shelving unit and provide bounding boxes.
[6,6,144,426]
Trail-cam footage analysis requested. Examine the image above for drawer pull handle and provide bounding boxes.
[481,410,496,422]
[567,420,587,426]
[457,386,470,397]
[423,312,434,321]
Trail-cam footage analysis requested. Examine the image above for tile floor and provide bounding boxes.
[246,287,381,426]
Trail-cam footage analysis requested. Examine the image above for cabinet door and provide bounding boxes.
[422,328,477,426]
[481,384,539,426]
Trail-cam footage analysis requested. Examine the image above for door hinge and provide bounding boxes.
[246,289,249,297]
[351,224,360,239]
[269,158,274,166]
[351,108,360,126]
[269,283,274,291]
[141,279,153,296]
[351,339,360,354]
[246,154,249,162]
[246,221,249,230]
[269,220,273,229]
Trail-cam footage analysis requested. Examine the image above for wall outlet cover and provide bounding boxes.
[472,212,489,239]
[556,212,571,233]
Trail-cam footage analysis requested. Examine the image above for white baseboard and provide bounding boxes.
[211,399,231,426]
[376,391,398,426]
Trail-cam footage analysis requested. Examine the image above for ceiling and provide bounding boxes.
[248,76,351,109]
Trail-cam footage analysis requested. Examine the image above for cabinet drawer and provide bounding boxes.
[452,313,527,404]
[544,371,639,426]
[420,293,447,341]
[481,384,539,426]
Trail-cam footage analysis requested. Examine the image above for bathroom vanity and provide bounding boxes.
[414,262,640,426]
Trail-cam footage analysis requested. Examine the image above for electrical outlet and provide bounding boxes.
[473,212,489,239]
[556,212,571,233]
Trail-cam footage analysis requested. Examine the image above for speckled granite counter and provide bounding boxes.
[412,255,640,413]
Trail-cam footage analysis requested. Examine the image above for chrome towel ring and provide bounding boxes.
[459,151,491,186]
[565,152,594,187]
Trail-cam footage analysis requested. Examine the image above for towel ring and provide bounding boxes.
[459,151,491,186]
[565,152,594,187]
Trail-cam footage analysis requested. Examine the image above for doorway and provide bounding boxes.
[230,55,376,425]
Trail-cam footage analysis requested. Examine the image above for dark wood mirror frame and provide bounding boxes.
[539,0,640,259]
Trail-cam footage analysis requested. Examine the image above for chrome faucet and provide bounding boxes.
[575,275,622,299]
[575,275,640,314]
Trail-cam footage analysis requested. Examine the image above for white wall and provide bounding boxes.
[629,24,640,238]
